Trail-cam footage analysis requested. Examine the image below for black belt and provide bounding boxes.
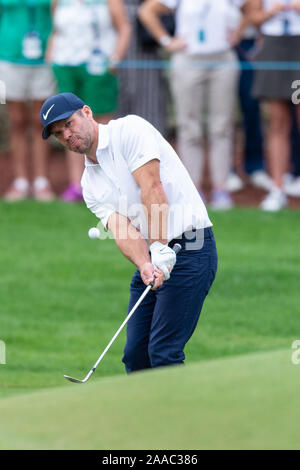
[168,227,214,250]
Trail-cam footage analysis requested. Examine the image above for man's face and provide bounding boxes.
[51,106,95,154]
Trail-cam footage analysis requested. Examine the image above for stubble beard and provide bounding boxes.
[70,134,92,154]
[68,120,93,154]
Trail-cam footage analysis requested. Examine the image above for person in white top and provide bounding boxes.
[46,0,131,202]
[225,0,273,194]
[40,92,218,373]
[139,0,241,210]
[249,0,300,211]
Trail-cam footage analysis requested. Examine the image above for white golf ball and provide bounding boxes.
[88,227,100,239]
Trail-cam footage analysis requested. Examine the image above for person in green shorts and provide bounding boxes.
[47,0,131,201]
[0,0,56,201]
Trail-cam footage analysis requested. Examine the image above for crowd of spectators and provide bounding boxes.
[0,0,300,212]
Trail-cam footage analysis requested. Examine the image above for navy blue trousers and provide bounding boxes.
[290,104,300,177]
[122,228,218,373]
[237,39,265,174]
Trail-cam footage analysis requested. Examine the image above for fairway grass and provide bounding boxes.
[0,203,299,449]
[0,203,299,399]
[0,349,298,450]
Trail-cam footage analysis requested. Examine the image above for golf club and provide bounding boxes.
[64,243,182,383]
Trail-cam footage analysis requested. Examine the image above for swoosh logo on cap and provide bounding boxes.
[43,104,55,121]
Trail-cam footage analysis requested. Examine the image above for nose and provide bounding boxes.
[63,128,72,141]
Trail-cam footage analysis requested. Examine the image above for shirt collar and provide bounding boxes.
[84,124,110,167]
[97,123,110,150]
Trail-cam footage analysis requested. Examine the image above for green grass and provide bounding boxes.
[0,203,299,394]
[0,349,298,450]
[0,202,299,448]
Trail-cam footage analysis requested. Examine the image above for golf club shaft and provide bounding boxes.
[88,283,153,375]
[65,243,181,382]
[88,243,182,376]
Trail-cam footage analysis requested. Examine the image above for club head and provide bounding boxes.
[64,375,85,383]
[64,367,95,384]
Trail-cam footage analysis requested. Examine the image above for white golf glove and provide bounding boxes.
[149,242,177,281]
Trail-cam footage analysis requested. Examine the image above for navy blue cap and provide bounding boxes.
[40,93,85,139]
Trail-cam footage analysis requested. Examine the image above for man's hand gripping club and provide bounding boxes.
[150,242,177,280]
[140,242,178,289]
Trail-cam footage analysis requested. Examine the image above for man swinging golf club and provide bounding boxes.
[40,92,218,374]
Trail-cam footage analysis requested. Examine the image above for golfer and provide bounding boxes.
[40,92,218,372]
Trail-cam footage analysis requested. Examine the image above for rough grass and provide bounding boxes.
[0,202,299,399]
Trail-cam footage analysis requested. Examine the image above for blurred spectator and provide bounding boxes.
[47,0,131,201]
[0,0,56,201]
[116,0,173,137]
[139,0,241,210]
[286,102,300,196]
[226,0,273,193]
[249,0,300,211]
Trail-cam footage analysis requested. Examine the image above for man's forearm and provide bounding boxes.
[108,212,151,270]
[107,212,166,289]
[138,0,172,45]
[115,228,151,271]
[141,182,169,246]
[247,1,288,27]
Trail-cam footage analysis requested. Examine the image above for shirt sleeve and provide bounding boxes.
[157,0,178,9]
[121,115,161,173]
[228,0,246,7]
[81,172,116,229]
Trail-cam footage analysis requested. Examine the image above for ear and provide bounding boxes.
[82,105,93,119]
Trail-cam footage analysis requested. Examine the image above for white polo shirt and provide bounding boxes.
[52,0,117,66]
[159,0,241,54]
[261,0,300,36]
[81,115,212,243]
